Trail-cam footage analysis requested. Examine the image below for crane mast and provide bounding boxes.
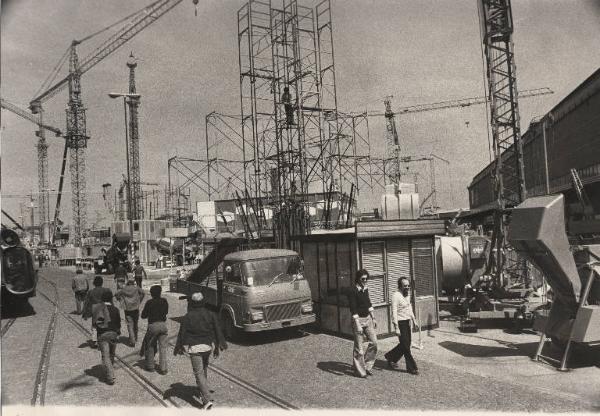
[65,42,89,247]
[384,96,401,184]
[479,0,526,282]
[127,53,142,220]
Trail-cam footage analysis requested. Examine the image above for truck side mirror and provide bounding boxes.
[225,265,232,274]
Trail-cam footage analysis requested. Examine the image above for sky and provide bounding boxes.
[2,0,600,229]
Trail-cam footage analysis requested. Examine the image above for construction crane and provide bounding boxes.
[28,0,194,248]
[369,87,552,118]
[479,0,525,284]
[378,87,551,182]
[1,98,63,245]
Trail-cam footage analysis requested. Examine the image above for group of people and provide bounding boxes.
[71,266,225,409]
[347,269,420,378]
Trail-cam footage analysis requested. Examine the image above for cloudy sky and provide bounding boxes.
[2,0,600,227]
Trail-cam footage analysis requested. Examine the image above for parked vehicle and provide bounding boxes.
[181,244,315,339]
[1,228,38,306]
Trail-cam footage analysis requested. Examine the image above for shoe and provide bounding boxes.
[366,369,373,376]
[157,369,168,375]
[202,401,214,410]
[386,359,398,370]
[409,369,419,375]
[106,379,115,385]
[146,368,155,373]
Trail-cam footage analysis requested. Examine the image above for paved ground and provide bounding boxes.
[2,266,599,414]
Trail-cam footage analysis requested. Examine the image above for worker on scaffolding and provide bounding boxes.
[282,86,295,127]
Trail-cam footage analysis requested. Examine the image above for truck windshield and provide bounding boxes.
[242,256,301,286]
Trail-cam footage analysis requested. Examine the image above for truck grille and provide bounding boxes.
[265,302,301,322]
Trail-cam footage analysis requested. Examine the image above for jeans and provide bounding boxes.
[352,316,378,377]
[135,277,142,288]
[384,319,417,372]
[74,290,87,314]
[124,310,139,345]
[144,321,168,372]
[98,331,118,382]
[190,351,212,403]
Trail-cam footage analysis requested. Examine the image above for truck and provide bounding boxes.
[178,238,316,339]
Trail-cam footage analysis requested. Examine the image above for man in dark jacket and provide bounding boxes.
[140,285,169,374]
[174,292,227,410]
[93,290,121,385]
[115,276,145,346]
[82,276,113,348]
[347,269,378,378]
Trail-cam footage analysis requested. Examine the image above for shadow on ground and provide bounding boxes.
[316,361,354,376]
[439,340,538,358]
[1,300,36,318]
[163,382,203,408]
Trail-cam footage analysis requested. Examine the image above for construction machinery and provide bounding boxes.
[509,194,600,371]
[28,0,194,248]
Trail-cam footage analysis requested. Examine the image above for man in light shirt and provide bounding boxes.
[384,277,419,375]
[347,269,378,378]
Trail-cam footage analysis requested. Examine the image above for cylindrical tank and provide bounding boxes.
[438,236,468,291]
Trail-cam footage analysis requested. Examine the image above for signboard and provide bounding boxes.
[164,227,189,238]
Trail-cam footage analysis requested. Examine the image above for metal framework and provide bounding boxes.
[29,0,188,247]
[65,44,89,247]
[127,54,143,220]
[479,0,526,282]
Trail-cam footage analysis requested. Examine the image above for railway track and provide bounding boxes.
[0,318,17,337]
[32,277,59,406]
[38,275,298,410]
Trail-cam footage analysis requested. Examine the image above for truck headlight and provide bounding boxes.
[301,301,313,313]
[250,310,264,322]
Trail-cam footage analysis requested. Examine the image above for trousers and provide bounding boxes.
[384,319,417,372]
[144,321,168,372]
[124,309,140,345]
[74,290,87,314]
[190,351,212,403]
[98,331,118,382]
[352,315,378,377]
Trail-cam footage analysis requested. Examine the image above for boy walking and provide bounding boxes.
[140,285,169,374]
[115,276,145,346]
[132,259,147,288]
[93,290,121,385]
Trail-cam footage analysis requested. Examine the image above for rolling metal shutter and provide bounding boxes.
[411,238,434,297]
[385,239,410,302]
[361,242,385,304]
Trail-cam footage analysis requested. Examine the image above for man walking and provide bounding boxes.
[132,259,147,288]
[347,269,378,378]
[71,268,89,315]
[115,276,145,346]
[384,278,419,375]
[174,292,227,410]
[83,276,113,348]
[140,285,169,374]
[93,290,121,385]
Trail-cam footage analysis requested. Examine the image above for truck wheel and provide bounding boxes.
[222,312,239,342]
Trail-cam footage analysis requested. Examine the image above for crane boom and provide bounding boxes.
[29,0,186,109]
[1,98,62,136]
[366,87,552,117]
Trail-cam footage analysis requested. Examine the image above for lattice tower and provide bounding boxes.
[127,53,142,220]
[65,43,89,247]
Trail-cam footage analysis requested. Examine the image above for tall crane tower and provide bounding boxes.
[127,53,143,220]
[384,96,401,184]
[1,98,63,244]
[479,0,525,280]
[29,0,192,247]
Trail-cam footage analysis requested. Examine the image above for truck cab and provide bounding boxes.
[196,249,316,338]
